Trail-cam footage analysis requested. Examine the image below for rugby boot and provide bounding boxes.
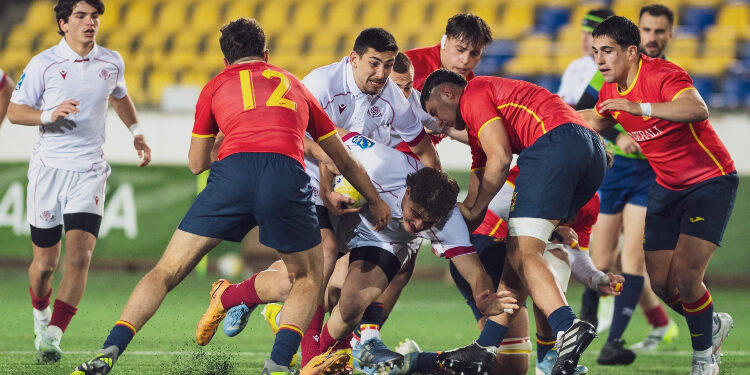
[301,347,352,375]
[70,345,119,375]
[358,337,404,374]
[630,318,679,352]
[262,359,299,375]
[263,303,284,333]
[551,319,597,375]
[689,354,719,375]
[223,303,256,337]
[195,279,231,345]
[33,307,51,350]
[596,338,636,365]
[37,326,62,364]
[394,338,421,356]
[712,312,733,365]
[437,340,497,375]
[535,350,588,375]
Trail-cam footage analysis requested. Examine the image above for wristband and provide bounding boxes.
[639,102,652,117]
[128,123,144,137]
[40,109,54,125]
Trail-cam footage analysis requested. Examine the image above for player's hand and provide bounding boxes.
[595,273,625,296]
[51,99,80,122]
[598,98,641,116]
[324,191,361,216]
[134,134,151,167]
[475,289,519,316]
[554,225,579,248]
[368,197,391,231]
[615,132,641,154]
[458,202,483,232]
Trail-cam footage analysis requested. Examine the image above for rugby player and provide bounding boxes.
[7,0,151,364]
[582,16,736,375]
[71,18,390,375]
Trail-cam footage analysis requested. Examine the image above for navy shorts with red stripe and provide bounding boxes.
[179,152,321,253]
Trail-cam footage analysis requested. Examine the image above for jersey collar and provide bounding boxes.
[57,37,99,62]
[618,56,642,96]
[345,56,364,96]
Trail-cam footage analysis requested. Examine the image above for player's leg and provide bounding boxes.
[28,231,61,352]
[492,306,530,375]
[581,212,621,329]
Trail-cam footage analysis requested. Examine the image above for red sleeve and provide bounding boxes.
[304,86,337,142]
[192,80,218,137]
[594,86,612,118]
[659,67,696,102]
[572,194,600,250]
[461,81,503,137]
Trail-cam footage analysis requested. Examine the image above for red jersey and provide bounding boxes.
[596,55,734,190]
[405,44,476,92]
[192,62,337,166]
[460,77,589,170]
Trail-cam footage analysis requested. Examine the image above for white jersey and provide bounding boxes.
[388,88,442,147]
[11,38,127,172]
[557,55,597,106]
[302,57,426,184]
[327,133,474,260]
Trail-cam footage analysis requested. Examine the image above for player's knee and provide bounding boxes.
[30,258,57,278]
[64,249,94,271]
[508,218,555,244]
[338,295,368,324]
[494,336,532,375]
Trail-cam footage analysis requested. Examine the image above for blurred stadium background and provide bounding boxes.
[0,0,748,280]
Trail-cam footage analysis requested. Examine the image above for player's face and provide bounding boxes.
[390,70,414,99]
[401,188,439,233]
[350,48,397,95]
[424,84,464,130]
[592,36,638,84]
[639,14,673,58]
[60,1,100,46]
[581,31,594,57]
[440,37,483,78]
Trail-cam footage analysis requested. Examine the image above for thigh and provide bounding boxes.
[156,229,223,282]
[26,164,65,229]
[348,246,403,283]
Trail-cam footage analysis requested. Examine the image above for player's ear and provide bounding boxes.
[440,83,454,100]
[223,58,230,68]
[349,51,359,68]
[263,50,269,62]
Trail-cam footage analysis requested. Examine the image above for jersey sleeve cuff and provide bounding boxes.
[671,87,696,101]
[191,133,217,138]
[443,246,476,259]
[316,129,338,143]
[477,116,501,137]
[405,129,427,147]
[594,107,608,118]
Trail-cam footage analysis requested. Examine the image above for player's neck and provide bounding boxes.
[65,37,95,57]
[233,56,265,64]
[618,57,641,92]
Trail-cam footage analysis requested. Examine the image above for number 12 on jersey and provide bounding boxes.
[239,69,297,112]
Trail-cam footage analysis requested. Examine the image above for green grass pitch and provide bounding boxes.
[0,269,748,374]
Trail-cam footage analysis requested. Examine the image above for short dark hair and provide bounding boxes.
[592,16,641,50]
[353,28,398,56]
[445,13,493,49]
[393,52,412,74]
[640,4,674,26]
[406,168,460,223]
[219,18,266,64]
[55,0,105,36]
[420,69,467,111]
[582,8,615,32]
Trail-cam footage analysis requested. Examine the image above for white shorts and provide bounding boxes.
[26,162,111,228]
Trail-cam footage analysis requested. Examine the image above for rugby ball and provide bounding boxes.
[333,175,367,208]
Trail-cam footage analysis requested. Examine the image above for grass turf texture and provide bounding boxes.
[1,269,748,374]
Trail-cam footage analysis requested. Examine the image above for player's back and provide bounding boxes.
[197,61,332,165]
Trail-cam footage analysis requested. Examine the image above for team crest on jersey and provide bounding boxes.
[351,135,374,149]
[60,70,67,79]
[15,72,25,90]
[40,211,54,222]
[99,69,111,80]
[368,105,383,118]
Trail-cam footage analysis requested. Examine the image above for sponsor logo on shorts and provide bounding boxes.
[368,105,383,118]
[40,210,54,222]
[15,72,25,90]
[351,135,374,149]
[689,216,704,223]
[99,69,111,80]
[95,196,100,205]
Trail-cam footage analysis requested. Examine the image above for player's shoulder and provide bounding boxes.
[643,55,688,79]
[25,45,63,72]
[303,56,347,86]
[404,44,439,63]
[95,45,125,65]
[465,76,496,93]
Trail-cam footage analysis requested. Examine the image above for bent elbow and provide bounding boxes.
[188,161,206,175]
[697,106,709,122]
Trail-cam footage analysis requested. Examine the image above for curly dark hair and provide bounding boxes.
[54,0,105,36]
[420,69,467,112]
[592,16,641,50]
[220,18,266,64]
[405,168,460,222]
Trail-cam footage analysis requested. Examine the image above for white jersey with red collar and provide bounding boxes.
[329,133,474,260]
[11,38,127,172]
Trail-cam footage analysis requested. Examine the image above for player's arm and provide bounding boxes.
[110,94,151,167]
[407,134,441,170]
[567,246,624,296]
[445,127,469,144]
[304,136,340,175]
[597,88,708,123]
[188,136,215,175]
[460,119,512,231]
[0,75,13,125]
[318,135,391,230]
[7,101,80,125]
[319,158,361,216]
[450,253,519,316]
[578,108,617,132]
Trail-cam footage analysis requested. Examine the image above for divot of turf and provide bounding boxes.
[163,343,236,375]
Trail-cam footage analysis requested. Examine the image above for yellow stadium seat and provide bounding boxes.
[165,49,199,71]
[0,48,34,75]
[557,24,581,43]
[515,34,553,58]
[467,1,500,27]
[666,36,698,58]
[309,32,344,58]
[569,3,604,32]
[272,31,307,56]
[139,32,170,54]
[104,31,137,54]
[687,0,722,6]
[196,50,226,75]
[705,25,738,43]
[5,27,37,51]
[24,1,55,33]
[430,2,467,34]
[503,56,553,76]
[667,56,695,72]
[361,0,396,29]
[146,68,177,104]
[98,0,123,38]
[690,56,734,77]
[38,31,63,50]
[703,39,736,59]
[155,1,191,35]
[124,70,146,104]
[553,54,578,75]
[292,0,328,33]
[494,4,533,39]
[172,31,204,54]
[181,68,213,87]
[717,2,750,32]
[258,0,295,35]
[325,1,360,34]
[122,0,158,35]
[223,0,261,22]
[395,0,433,35]
[611,0,640,25]
[190,1,223,33]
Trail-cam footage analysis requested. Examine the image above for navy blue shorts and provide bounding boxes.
[449,234,507,321]
[179,153,321,253]
[644,172,738,251]
[599,155,655,214]
[511,123,607,222]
